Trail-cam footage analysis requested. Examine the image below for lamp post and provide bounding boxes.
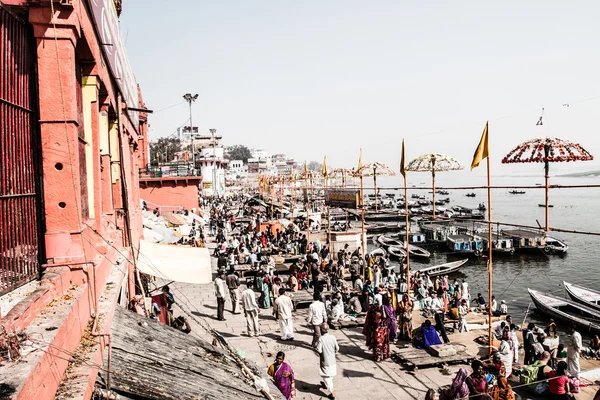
[182,93,199,172]
[210,128,217,196]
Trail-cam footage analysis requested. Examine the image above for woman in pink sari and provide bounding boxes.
[267,351,296,399]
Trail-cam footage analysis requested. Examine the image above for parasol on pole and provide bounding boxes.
[406,153,464,219]
[330,168,355,188]
[357,162,396,213]
[501,137,593,231]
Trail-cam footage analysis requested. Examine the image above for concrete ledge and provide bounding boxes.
[55,251,130,400]
[1,266,73,333]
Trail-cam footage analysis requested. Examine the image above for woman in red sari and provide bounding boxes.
[363,300,392,361]
[268,351,296,399]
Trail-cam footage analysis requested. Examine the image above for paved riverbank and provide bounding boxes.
[164,239,600,400]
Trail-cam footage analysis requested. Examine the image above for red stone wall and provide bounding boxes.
[140,178,202,211]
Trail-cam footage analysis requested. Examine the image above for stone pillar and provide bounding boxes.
[99,107,114,216]
[32,20,85,263]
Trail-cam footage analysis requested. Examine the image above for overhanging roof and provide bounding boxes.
[137,239,212,284]
[104,307,281,400]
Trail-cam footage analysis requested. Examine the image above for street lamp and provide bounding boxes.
[182,93,199,172]
[210,128,217,195]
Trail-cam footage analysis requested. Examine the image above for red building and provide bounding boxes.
[0,0,147,398]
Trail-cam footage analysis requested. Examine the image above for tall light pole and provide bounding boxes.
[182,93,198,172]
[210,128,217,195]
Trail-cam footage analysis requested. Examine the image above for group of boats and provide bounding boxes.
[528,282,600,334]
[374,234,432,259]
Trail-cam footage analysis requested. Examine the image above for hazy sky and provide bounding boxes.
[120,1,600,174]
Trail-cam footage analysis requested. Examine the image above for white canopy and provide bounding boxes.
[137,239,212,284]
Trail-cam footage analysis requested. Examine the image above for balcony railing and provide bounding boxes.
[139,162,201,178]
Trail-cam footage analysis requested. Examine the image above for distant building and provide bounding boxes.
[228,159,248,175]
[197,133,227,195]
[248,148,272,174]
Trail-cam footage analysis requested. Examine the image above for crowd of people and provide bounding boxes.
[202,195,600,400]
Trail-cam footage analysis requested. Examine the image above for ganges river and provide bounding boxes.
[364,173,600,334]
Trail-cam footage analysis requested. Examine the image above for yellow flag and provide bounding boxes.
[400,139,406,177]
[471,122,489,170]
[322,156,328,177]
[357,148,363,170]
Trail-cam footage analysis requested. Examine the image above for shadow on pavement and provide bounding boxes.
[293,378,327,397]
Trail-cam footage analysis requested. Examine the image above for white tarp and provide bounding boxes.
[137,239,212,284]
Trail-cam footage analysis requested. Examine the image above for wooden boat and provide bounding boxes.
[545,237,568,254]
[527,289,600,334]
[415,259,468,277]
[377,235,403,248]
[509,190,526,194]
[538,204,554,207]
[387,245,406,259]
[563,282,600,313]
[369,247,387,258]
[403,242,431,258]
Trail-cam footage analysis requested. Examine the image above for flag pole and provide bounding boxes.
[360,173,366,277]
[374,165,378,213]
[487,150,494,357]
[404,172,410,296]
[291,173,296,225]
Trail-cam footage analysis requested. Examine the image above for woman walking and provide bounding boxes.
[397,294,413,341]
[267,351,296,399]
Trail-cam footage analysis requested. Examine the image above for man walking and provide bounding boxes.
[226,268,240,314]
[432,291,449,343]
[307,293,327,348]
[214,271,226,321]
[273,288,294,340]
[316,324,339,399]
[567,325,582,380]
[241,282,261,336]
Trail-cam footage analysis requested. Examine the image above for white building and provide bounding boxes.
[248,148,272,174]
[228,159,247,175]
[196,132,226,195]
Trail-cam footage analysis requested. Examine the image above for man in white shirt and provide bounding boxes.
[567,325,582,380]
[490,295,498,315]
[431,292,449,343]
[399,278,408,295]
[214,271,226,321]
[374,266,382,288]
[273,289,294,340]
[458,299,469,332]
[241,282,261,336]
[354,276,363,291]
[307,293,327,348]
[316,324,339,399]
[499,300,508,315]
[373,287,383,306]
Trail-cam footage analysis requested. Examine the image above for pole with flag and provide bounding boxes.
[471,121,492,356]
[358,149,366,275]
[290,168,295,224]
[323,156,331,246]
[400,140,410,295]
[304,161,310,244]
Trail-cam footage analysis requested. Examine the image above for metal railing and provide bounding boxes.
[1,7,42,295]
[139,162,201,178]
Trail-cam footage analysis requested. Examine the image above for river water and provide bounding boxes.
[364,173,600,330]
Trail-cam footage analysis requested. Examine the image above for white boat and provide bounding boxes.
[528,288,600,334]
[369,247,387,258]
[563,281,600,312]
[387,245,407,259]
[545,237,568,254]
[403,242,431,259]
[377,235,403,248]
[414,259,468,277]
